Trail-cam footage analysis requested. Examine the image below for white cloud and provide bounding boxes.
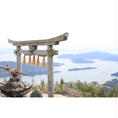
[0,0,117,49]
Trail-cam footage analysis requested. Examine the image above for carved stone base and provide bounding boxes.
[0,79,32,97]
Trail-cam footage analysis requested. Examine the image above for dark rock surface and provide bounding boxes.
[30,89,43,97]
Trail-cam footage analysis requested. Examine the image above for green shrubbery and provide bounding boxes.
[32,80,47,93]
[108,87,118,97]
[32,85,40,90]
[39,80,47,93]
[69,82,106,97]
[32,78,66,94]
[2,76,117,97]
[2,77,7,84]
[54,78,66,94]
[30,78,118,97]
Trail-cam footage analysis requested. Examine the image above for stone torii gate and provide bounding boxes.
[8,32,68,97]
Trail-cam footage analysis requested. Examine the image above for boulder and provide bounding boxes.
[30,89,43,97]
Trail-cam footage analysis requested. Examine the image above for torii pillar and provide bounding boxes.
[47,45,54,96]
[8,32,69,97]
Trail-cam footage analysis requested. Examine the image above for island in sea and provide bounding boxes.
[58,51,118,63]
[111,72,118,77]
[68,67,97,71]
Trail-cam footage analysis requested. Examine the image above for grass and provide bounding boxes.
[31,79,118,97]
[69,82,106,97]
[54,78,66,94]
[108,87,118,97]
[32,78,66,94]
[1,77,117,97]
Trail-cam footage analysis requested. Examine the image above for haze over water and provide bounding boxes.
[0,49,117,84]
[25,58,117,84]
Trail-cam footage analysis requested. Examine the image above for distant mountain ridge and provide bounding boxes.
[0,61,64,77]
[58,51,118,63]
[104,78,118,96]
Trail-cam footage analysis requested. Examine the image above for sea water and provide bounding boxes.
[0,52,118,84]
[23,57,118,84]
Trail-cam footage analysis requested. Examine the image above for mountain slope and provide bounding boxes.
[58,52,118,63]
[0,61,64,77]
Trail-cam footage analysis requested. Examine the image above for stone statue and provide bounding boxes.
[0,65,32,97]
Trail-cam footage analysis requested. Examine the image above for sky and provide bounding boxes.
[0,0,117,50]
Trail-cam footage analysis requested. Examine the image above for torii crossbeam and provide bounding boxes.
[8,32,69,97]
